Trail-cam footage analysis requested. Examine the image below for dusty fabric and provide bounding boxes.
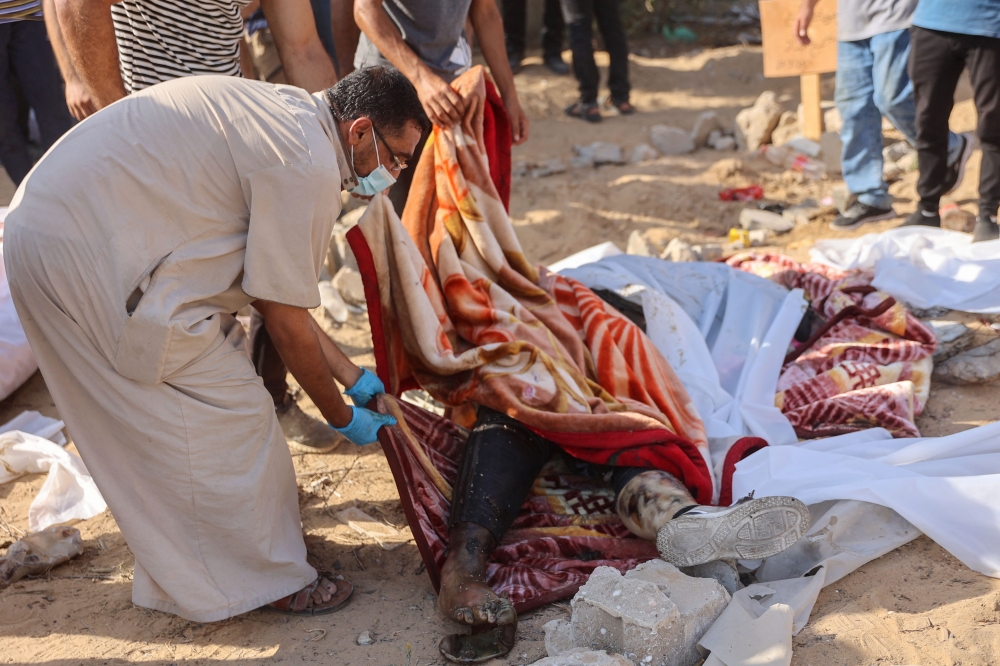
[375,395,659,611]
[3,76,352,621]
[728,253,935,438]
[352,66,720,502]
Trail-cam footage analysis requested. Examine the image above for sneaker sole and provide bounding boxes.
[944,132,976,196]
[656,496,810,567]
[829,209,897,231]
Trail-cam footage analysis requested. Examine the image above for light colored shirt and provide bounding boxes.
[837,0,916,42]
[913,0,1000,40]
[8,75,355,383]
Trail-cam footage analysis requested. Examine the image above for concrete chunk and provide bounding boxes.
[934,337,1000,385]
[651,125,695,155]
[661,238,698,262]
[332,266,366,306]
[690,111,724,148]
[626,231,656,257]
[631,143,660,164]
[530,648,634,666]
[734,91,782,151]
[544,619,577,657]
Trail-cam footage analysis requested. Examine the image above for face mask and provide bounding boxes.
[349,126,397,196]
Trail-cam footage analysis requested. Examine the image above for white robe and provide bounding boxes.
[3,76,355,621]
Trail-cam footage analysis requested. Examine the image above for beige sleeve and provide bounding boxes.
[242,164,340,308]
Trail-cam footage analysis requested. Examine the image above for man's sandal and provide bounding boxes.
[565,100,602,123]
[439,598,517,663]
[603,97,636,115]
[264,574,354,616]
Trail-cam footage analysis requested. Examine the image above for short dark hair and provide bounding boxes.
[325,66,430,137]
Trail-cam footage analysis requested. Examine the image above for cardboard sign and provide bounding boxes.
[760,0,838,77]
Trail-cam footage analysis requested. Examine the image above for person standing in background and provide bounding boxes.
[0,0,75,185]
[904,0,1000,242]
[562,0,633,123]
[504,0,570,75]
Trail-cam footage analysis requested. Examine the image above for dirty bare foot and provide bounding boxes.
[437,522,514,627]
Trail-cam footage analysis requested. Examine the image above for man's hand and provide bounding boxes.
[504,95,529,146]
[415,69,464,128]
[794,0,817,45]
[54,0,128,110]
[65,78,97,120]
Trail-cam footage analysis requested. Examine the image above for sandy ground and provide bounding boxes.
[3,45,1000,666]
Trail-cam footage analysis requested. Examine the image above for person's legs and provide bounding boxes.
[8,21,74,156]
[542,0,565,59]
[503,0,528,66]
[331,0,360,78]
[614,468,695,540]
[308,0,338,73]
[965,34,1000,225]
[593,0,630,105]
[561,0,599,105]
[0,24,33,185]
[909,27,967,220]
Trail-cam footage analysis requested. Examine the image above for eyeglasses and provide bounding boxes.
[370,124,407,173]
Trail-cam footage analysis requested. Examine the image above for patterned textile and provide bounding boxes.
[375,394,659,612]
[728,253,936,438]
[351,66,731,503]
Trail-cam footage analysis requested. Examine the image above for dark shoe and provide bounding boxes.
[656,494,810,566]
[543,55,570,75]
[508,52,523,75]
[277,395,345,453]
[602,96,636,115]
[902,209,942,228]
[943,132,976,196]
[829,201,896,231]
[973,215,1000,242]
[565,99,601,123]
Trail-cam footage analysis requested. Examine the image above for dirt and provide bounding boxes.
[2,45,999,666]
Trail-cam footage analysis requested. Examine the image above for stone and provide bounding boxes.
[679,560,741,596]
[332,266,366,306]
[318,280,349,324]
[941,204,976,233]
[734,91,782,151]
[544,619,577,657]
[650,125,695,155]
[530,648,633,666]
[690,111,724,148]
[819,131,842,174]
[692,243,724,262]
[707,129,722,146]
[782,201,824,226]
[660,238,698,262]
[574,142,625,166]
[832,185,856,215]
[883,161,905,183]
[710,135,737,151]
[739,208,794,234]
[928,320,975,361]
[513,160,529,178]
[326,208,365,275]
[531,158,568,178]
[626,230,656,257]
[357,630,374,646]
[630,143,660,164]
[770,111,799,146]
[884,140,915,163]
[823,106,843,133]
[570,562,729,666]
[933,338,1000,385]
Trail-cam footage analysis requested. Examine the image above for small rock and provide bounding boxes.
[626,230,655,257]
[739,208,794,233]
[832,185,856,215]
[707,129,723,146]
[690,111,723,148]
[679,559,742,596]
[318,280,349,324]
[824,106,843,133]
[820,131,843,174]
[786,136,821,157]
[884,140,914,163]
[543,619,576,657]
[630,143,660,164]
[691,243,724,262]
[661,238,698,262]
[908,305,950,319]
[711,135,737,151]
[530,648,633,666]
[933,337,1000,385]
[651,125,695,155]
[531,158,568,178]
[770,110,799,146]
[734,91,782,151]
[570,154,595,169]
[928,320,974,361]
[513,160,529,178]
[941,204,976,233]
[782,201,824,226]
[573,142,625,166]
[332,266,366,306]
[357,630,374,646]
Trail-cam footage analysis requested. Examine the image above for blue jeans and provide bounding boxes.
[836,28,961,209]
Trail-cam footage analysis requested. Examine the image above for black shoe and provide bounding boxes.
[902,209,942,228]
[829,201,896,230]
[943,132,976,196]
[543,55,570,75]
[973,215,1000,242]
[508,52,523,74]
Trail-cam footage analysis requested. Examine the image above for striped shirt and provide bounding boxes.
[0,0,42,24]
[111,0,251,93]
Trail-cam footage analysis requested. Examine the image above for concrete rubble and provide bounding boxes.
[650,125,695,155]
[739,208,794,234]
[928,320,974,361]
[734,91,782,151]
[679,559,741,596]
[710,134,737,151]
[933,337,1000,385]
[660,238,698,262]
[332,266,366,306]
[769,111,798,146]
[574,142,626,167]
[626,230,656,257]
[630,143,660,164]
[565,561,730,666]
[532,647,634,666]
[690,111,724,148]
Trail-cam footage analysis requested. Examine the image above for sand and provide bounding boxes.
[3,45,1000,666]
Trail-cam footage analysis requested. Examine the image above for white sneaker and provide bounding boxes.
[656,494,810,567]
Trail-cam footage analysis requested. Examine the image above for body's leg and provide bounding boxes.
[8,21,74,156]
[614,468,695,540]
[503,0,528,64]
[0,24,33,185]
[965,34,1000,225]
[909,27,967,217]
[250,308,289,403]
[593,0,630,105]
[439,408,551,626]
[561,0,599,105]
[542,0,565,59]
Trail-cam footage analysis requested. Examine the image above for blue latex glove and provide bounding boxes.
[332,406,397,445]
[344,368,386,408]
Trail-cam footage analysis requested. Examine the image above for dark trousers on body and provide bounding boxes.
[560,0,630,105]
[0,20,74,185]
[449,407,646,540]
[909,26,1000,219]
[249,309,289,404]
[504,0,565,60]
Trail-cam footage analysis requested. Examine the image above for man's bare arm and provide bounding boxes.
[309,317,363,389]
[795,0,823,44]
[54,0,126,109]
[253,301,354,427]
[261,0,337,92]
[468,0,529,144]
[354,0,463,127]
[44,0,98,119]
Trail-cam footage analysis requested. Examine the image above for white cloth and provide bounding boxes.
[0,410,67,446]
[3,76,352,621]
[0,207,37,400]
[810,227,1000,313]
